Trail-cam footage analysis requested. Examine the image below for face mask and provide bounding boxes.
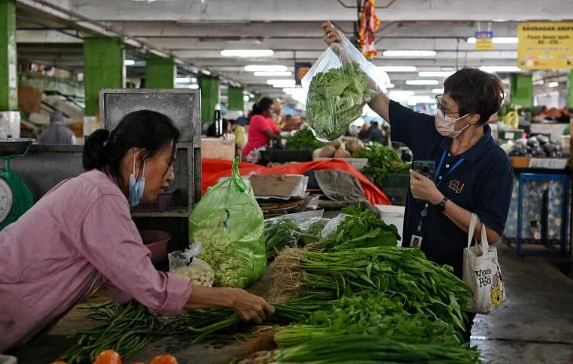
[435,109,470,139]
[128,153,146,207]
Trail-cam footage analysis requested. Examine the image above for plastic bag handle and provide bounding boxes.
[230,157,248,193]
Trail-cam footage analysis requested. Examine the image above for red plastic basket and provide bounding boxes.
[131,188,175,212]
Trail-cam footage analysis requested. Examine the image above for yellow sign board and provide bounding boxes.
[517,22,573,69]
[475,31,494,51]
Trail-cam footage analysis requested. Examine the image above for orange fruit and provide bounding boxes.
[92,350,122,364]
[149,355,178,364]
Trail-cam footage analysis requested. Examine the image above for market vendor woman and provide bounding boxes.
[323,22,513,340]
[0,110,274,353]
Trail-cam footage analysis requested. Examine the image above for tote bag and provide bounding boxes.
[463,214,505,314]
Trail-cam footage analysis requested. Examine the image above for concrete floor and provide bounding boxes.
[471,242,573,364]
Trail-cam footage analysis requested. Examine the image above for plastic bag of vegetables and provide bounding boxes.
[302,30,390,141]
[189,158,266,288]
[169,243,215,287]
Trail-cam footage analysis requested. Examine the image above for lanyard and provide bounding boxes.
[416,150,464,234]
[435,150,464,188]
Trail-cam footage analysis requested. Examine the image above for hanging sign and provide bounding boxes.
[295,62,312,85]
[475,31,494,51]
[517,22,573,69]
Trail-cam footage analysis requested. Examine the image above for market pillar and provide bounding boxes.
[200,76,219,123]
[509,74,533,107]
[83,37,124,134]
[0,0,20,138]
[228,86,244,111]
[145,57,175,89]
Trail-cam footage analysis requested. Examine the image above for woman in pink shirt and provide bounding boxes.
[242,97,282,158]
[0,110,274,353]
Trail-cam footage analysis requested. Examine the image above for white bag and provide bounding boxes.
[463,214,505,314]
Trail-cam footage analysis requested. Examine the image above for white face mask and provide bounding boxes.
[435,109,470,139]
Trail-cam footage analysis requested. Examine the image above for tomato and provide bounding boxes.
[92,350,122,364]
[50,361,69,364]
[149,354,178,364]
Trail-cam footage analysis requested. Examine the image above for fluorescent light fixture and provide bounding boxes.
[267,79,296,86]
[533,80,544,86]
[383,50,437,57]
[418,71,453,77]
[480,66,522,73]
[254,71,292,77]
[386,83,395,89]
[149,49,168,58]
[441,66,455,71]
[176,77,191,83]
[189,84,199,89]
[406,79,440,85]
[201,69,211,75]
[432,88,444,94]
[124,60,135,66]
[191,78,197,83]
[467,37,518,44]
[244,65,287,72]
[548,81,559,88]
[243,95,250,101]
[378,66,418,72]
[221,49,274,57]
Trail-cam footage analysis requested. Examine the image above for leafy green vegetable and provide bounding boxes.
[321,206,400,250]
[264,219,302,260]
[285,128,325,150]
[352,143,410,184]
[298,218,329,245]
[306,62,376,141]
[189,158,266,288]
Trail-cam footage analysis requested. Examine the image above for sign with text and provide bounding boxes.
[475,31,494,51]
[517,22,573,69]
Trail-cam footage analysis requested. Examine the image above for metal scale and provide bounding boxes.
[0,138,35,230]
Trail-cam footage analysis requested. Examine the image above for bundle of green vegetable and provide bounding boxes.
[268,246,472,333]
[352,143,410,183]
[285,128,324,150]
[264,217,328,260]
[239,335,482,364]
[321,206,400,251]
[189,158,266,288]
[60,301,164,363]
[274,293,460,348]
[306,61,376,141]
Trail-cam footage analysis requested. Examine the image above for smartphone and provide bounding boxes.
[413,160,436,180]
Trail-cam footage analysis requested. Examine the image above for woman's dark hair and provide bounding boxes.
[250,97,274,117]
[83,110,180,181]
[443,68,505,124]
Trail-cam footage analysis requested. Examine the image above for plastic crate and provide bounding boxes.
[131,188,175,212]
[260,149,313,163]
[381,174,410,188]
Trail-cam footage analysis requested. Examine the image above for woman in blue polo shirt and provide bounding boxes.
[323,22,513,341]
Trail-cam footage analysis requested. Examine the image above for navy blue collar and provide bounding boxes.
[439,124,492,162]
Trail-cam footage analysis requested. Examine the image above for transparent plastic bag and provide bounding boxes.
[189,158,266,288]
[169,243,215,287]
[321,213,349,240]
[302,32,390,142]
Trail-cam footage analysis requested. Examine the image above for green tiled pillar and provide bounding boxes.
[228,86,244,111]
[510,74,533,108]
[200,76,219,122]
[145,57,175,89]
[83,37,124,116]
[568,71,573,108]
[0,0,17,110]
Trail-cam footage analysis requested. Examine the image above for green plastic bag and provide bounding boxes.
[189,157,266,288]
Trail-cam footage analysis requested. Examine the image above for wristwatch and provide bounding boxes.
[435,197,449,212]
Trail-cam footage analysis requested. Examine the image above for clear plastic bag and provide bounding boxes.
[169,243,215,287]
[302,32,390,142]
[189,158,266,288]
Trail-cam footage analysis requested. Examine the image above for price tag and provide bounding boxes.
[528,158,568,169]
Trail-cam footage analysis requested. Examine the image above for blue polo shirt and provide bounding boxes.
[389,101,513,277]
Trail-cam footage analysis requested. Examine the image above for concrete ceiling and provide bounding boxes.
[14,0,573,101]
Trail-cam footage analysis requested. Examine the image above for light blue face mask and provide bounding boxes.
[128,154,146,207]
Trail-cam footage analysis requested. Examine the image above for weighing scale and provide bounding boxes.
[0,138,35,231]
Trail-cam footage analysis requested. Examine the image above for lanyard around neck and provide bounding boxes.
[435,150,464,188]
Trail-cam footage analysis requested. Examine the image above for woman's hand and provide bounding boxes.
[409,169,444,205]
[228,288,275,324]
[322,21,341,45]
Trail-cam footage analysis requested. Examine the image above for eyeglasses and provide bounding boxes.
[435,94,460,116]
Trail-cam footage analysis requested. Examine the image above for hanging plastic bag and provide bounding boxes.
[302,31,390,142]
[169,243,215,287]
[189,157,266,288]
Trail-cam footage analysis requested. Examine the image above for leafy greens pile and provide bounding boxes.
[353,143,410,184]
[306,61,376,141]
[285,128,324,150]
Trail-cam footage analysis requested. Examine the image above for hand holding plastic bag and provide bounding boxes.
[302,23,390,141]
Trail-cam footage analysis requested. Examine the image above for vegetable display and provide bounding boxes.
[352,143,410,183]
[285,128,324,150]
[306,62,376,141]
[189,158,266,288]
